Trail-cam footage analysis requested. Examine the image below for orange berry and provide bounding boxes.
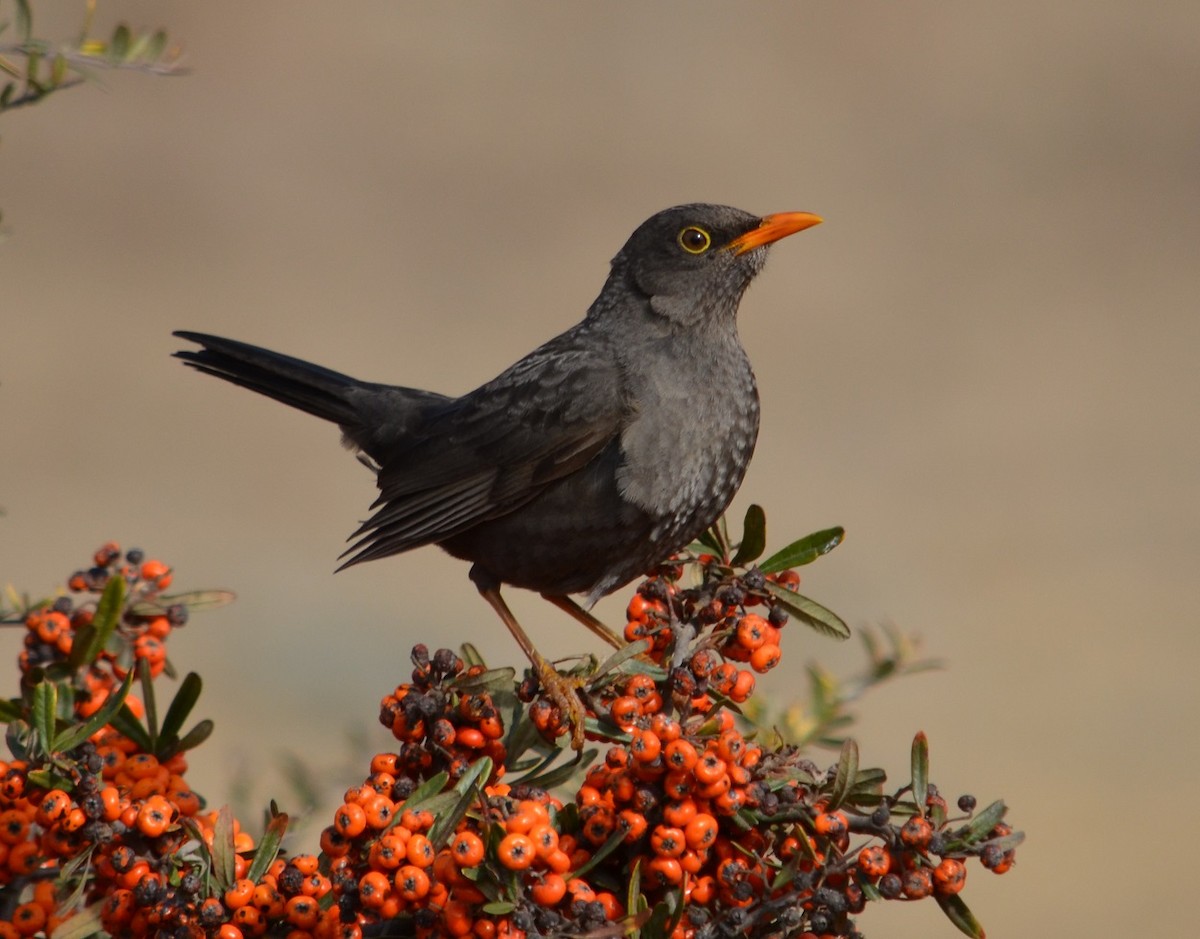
[650,825,686,858]
[497,832,536,870]
[135,796,173,838]
[662,800,697,828]
[284,896,320,929]
[749,643,782,673]
[357,870,391,910]
[630,728,662,763]
[609,696,641,727]
[405,833,435,868]
[663,739,699,772]
[529,873,566,907]
[902,867,934,899]
[529,823,559,859]
[735,614,768,651]
[450,830,485,867]
[544,848,572,874]
[933,857,967,895]
[857,844,891,878]
[618,808,648,843]
[692,752,727,786]
[645,855,683,886]
[684,813,719,851]
[333,802,367,838]
[224,879,255,910]
[11,902,46,937]
[899,815,934,849]
[813,810,849,838]
[394,864,431,901]
[728,669,755,703]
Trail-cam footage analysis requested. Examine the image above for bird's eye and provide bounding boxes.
[677,226,712,254]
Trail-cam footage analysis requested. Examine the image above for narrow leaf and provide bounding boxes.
[69,576,125,670]
[245,810,289,884]
[401,771,451,812]
[15,0,32,41]
[764,582,850,640]
[937,893,987,939]
[54,669,136,753]
[160,672,202,744]
[569,825,627,880]
[760,526,845,573]
[146,29,168,62]
[911,731,929,814]
[0,699,22,723]
[210,806,237,891]
[32,681,56,754]
[109,704,153,753]
[589,639,652,682]
[109,24,131,62]
[169,719,214,755]
[826,738,859,810]
[428,757,491,848]
[960,799,1007,842]
[731,504,767,566]
[48,903,103,939]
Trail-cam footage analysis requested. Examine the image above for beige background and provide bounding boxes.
[3,3,1198,936]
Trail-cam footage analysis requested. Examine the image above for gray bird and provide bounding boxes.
[174,203,821,744]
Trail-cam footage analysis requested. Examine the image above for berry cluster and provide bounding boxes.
[0,525,1021,939]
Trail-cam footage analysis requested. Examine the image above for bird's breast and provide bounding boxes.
[615,341,760,544]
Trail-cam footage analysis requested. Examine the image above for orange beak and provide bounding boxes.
[728,211,823,255]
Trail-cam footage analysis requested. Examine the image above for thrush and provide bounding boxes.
[174,203,821,745]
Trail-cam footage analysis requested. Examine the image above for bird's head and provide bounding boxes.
[607,204,822,328]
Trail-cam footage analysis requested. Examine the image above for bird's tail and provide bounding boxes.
[173,331,363,427]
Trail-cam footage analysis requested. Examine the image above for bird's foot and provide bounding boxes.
[531,653,588,750]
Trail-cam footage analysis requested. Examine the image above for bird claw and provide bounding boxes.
[533,655,588,750]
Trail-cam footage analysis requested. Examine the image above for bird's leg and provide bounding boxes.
[541,594,625,651]
[470,568,587,749]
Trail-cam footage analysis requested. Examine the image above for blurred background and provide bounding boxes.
[3,2,1198,935]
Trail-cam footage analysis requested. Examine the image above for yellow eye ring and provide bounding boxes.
[677,226,712,254]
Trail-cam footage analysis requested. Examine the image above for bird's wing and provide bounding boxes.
[338,330,625,568]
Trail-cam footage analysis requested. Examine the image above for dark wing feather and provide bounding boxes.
[338,327,625,568]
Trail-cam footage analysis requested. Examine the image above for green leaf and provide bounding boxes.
[109,24,131,62]
[731,504,767,566]
[160,672,202,745]
[452,666,516,696]
[32,680,56,755]
[826,738,858,810]
[763,582,850,640]
[518,748,597,791]
[245,809,289,884]
[129,590,235,619]
[0,699,22,723]
[109,703,153,753]
[936,893,987,938]
[169,719,214,756]
[959,799,1007,843]
[402,771,451,812]
[481,902,515,916]
[911,731,929,814]
[428,757,492,848]
[210,806,237,891]
[54,668,136,753]
[15,0,32,42]
[48,903,102,939]
[760,526,845,573]
[50,53,66,87]
[69,575,125,670]
[589,639,653,683]
[569,825,627,880]
[146,29,168,63]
